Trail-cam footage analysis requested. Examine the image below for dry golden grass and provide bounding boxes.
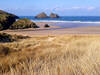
[0,35,100,75]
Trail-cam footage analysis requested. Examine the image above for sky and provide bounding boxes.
[0,0,100,16]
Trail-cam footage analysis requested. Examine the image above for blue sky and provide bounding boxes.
[0,0,100,16]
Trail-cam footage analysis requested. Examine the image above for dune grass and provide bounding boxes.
[0,32,29,42]
[0,35,100,75]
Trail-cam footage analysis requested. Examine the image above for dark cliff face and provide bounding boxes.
[50,13,59,18]
[0,10,19,30]
[35,12,48,18]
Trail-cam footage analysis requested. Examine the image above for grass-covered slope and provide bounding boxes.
[0,10,19,30]
[10,18,39,29]
[0,15,16,30]
[0,35,100,75]
[0,10,19,19]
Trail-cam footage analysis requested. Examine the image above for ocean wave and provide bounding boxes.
[32,20,100,24]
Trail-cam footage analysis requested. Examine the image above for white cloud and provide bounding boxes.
[87,7,95,11]
[71,7,81,10]
[69,6,96,10]
[51,6,96,12]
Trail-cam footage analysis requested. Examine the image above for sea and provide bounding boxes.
[19,16,100,28]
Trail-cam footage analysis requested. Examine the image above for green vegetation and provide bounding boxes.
[10,18,39,29]
[0,10,19,30]
[0,14,16,30]
[0,10,39,30]
[0,32,29,42]
[0,32,13,42]
[0,23,3,30]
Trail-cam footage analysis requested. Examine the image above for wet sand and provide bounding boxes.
[35,22,60,29]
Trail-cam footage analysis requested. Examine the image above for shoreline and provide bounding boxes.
[1,21,100,37]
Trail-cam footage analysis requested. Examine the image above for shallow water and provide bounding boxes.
[51,22,100,28]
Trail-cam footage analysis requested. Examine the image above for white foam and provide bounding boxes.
[31,20,100,24]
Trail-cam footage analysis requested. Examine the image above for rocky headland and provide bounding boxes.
[10,18,39,29]
[0,10,19,30]
[0,10,40,30]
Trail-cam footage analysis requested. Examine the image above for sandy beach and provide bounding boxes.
[2,22,100,37]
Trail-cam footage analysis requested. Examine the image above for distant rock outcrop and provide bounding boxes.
[50,13,59,18]
[44,24,50,28]
[0,10,19,30]
[10,18,39,29]
[35,12,48,18]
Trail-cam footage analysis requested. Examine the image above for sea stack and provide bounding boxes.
[50,13,59,18]
[35,12,48,18]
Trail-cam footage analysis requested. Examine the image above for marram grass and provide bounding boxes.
[0,35,100,75]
